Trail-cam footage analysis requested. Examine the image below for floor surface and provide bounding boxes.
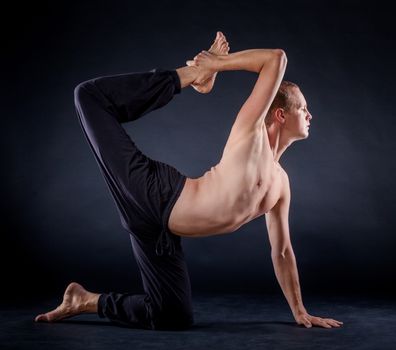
[1,294,395,350]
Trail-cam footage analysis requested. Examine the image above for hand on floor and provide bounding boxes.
[295,312,344,328]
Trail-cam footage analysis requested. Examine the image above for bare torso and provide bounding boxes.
[168,125,288,237]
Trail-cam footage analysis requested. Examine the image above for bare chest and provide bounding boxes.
[255,163,285,215]
[218,131,286,214]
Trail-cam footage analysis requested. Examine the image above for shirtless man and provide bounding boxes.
[35,32,343,330]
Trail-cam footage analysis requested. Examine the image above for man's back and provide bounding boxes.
[168,48,289,237]
[169,125,288,237]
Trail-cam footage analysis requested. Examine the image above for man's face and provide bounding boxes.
[283,88,312,141]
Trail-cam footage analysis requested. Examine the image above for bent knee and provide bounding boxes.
[73,81,93,108]
[74,79,110,119]
[152,306,194,330]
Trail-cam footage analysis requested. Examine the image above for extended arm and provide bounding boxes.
[265,176,343,328]
[217,48,285,73]
[265,178,307,321]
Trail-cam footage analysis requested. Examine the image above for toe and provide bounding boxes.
[215,39,225,51]
[36,306,68,322]
[220,42,229,52]
[215,36,223,47]
[35,314,46,322]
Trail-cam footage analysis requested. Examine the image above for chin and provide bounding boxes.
[292,130,309,142]
[298,131,309,140]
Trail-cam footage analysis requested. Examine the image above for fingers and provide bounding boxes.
[316,317,333,328]
[299,315,312,328]
[312,317,343,328]
[299,314,344,329]
[318,317,343,328]
[193,52,206,60]
[319,320,332,328]
[192,51,211,63]
[301,317,327,328]
[324,318,344,327]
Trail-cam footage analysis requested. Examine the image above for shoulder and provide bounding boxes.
[281,167,290,185]
[279,167,291,203]
[223,127,262,153]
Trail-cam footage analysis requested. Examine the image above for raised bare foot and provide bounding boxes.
[188,31,230,93]
[35,282,99,322]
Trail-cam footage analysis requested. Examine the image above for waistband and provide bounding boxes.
[155,174,187,256]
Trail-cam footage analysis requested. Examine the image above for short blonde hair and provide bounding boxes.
[265,81,300,127]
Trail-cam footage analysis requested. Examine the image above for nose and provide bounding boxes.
[307,111,312,120]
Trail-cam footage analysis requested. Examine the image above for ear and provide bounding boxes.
[273,108,286,124]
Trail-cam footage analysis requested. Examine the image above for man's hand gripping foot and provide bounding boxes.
[187,31,230,94]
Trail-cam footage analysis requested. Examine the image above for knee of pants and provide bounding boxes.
[151,303,194,330]
[74,81,95,110]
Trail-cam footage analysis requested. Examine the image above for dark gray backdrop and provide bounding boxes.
[3,0,395,302]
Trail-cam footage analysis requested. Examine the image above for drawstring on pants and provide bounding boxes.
[155,228,176,256]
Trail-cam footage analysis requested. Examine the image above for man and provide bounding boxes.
[35,32,343,330]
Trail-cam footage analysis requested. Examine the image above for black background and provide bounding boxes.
[3,0,395,303]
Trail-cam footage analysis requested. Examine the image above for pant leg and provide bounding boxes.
[73,68,182,233]
[74,68,193,330]
[98,234,194,330]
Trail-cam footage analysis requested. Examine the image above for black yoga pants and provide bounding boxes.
[73,68,193,330]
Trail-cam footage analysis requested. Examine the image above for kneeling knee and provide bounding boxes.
[73,81,92,106]
[152,306,194,330]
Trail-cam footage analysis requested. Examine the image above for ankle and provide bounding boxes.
[82,292,100,313]
[176,66,199,89]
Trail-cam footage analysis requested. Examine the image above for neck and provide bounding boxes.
[266,123,293,163]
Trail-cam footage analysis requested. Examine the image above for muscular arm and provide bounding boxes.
[265,176,307,320]
[220,49,287,137]
[265,175,343,329]
[217,48,285,73]
[191,48,287,138]
[270,234,307,319]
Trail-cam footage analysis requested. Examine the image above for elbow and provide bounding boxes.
[275,49,287,61]
[271,250,286,261]
[271,243,293,260]
[272,49,288,69]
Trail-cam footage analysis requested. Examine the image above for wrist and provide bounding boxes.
[292,305,308,319]
[216,55,227,72]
